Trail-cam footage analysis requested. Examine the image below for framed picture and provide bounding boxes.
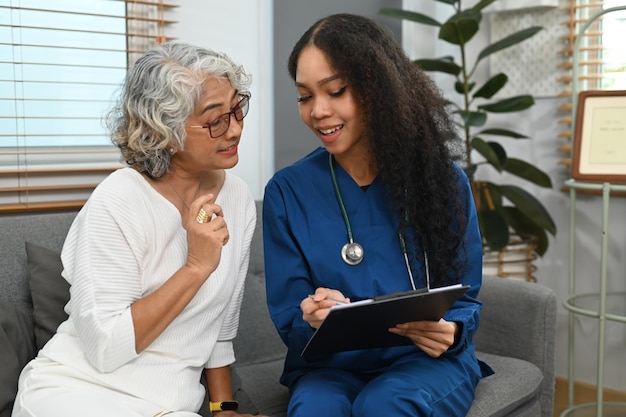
[571,90,626,182]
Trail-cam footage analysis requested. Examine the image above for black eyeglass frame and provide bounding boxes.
[189,92,251,138]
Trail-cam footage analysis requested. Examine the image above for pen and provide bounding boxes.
[308,294,348,305]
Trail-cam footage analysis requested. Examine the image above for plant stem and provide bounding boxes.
[461,42,471,171]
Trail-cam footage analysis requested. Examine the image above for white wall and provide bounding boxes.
[403,0,626,390]
[167,1,274,200]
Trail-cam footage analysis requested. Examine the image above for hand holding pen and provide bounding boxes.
[300,288,350,329]
[307,294,348,305]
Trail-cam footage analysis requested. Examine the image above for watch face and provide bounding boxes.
[220,401,238,411]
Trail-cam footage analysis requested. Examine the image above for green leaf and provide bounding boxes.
[469,0,500,14]
[501,207,549,256]
[477,128,528,139]
[503,158,553,188]
[379,8,441,27]
[473,73,507,99]
[532,228,549,256]
[478,95,535,113]
[413,58,461,75]
[455,81,475,95]
[478,209,510,251]
[477,26,543,63]
[456,110,486,127]
[434,0,457,5]
[472,138,502,171]
[439,18,479,46]
[487,141,507,165]
[499,185,557,235]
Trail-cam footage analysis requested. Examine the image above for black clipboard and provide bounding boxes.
[301,284,469,360]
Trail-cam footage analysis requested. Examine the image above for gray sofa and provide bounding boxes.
[1,201,556,417]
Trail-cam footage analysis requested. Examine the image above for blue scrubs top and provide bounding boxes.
[263,147,485,388]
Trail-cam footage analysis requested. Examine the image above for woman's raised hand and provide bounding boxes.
[185,193,229,279]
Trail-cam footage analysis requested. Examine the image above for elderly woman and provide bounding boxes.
[12,42,262,417]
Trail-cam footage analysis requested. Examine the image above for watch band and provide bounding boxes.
[209,401,239,412]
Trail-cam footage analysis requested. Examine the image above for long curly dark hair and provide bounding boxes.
[288,14,468,286]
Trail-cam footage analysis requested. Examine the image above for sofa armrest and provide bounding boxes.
[475,275,557,417]
[475,275,556,363]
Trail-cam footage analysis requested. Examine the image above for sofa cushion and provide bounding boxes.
[25,242,70,350]
[232,200,287,366]
[235,360,289,417]
[0,211,77,312]
[467,352,543,417]
[233,351,543,417]
[0,301,36,417]
[233,268,286,365]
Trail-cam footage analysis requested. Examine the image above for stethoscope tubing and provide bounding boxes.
[328,153,429,290]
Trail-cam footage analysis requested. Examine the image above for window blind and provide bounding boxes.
[0,0,178,213]
[557,0,626,171]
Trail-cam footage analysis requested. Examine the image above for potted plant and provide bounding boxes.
[380,0,556,258]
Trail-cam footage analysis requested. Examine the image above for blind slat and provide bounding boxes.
[0,6,128,20]
[1,24,128,37]
[559,2,604,9]
[124,1,178,7]
[0,167,120,176]
[559,102,572,112]
[126,33,177,40]
[0,184,101,193]
[557,0,610,169]
[0,43,126,54]
[0,201,86,214]
[126,17,176,24]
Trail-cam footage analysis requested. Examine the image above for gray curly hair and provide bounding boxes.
[107,42,252,178]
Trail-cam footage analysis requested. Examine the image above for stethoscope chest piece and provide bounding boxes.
[328,153,424,288]
[341,242,364,265]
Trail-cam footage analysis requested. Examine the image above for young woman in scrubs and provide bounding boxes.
[263,13,493,417]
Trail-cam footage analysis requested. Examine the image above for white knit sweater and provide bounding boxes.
[39,168,256,412]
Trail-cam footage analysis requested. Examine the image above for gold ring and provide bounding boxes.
[196,208,209,224]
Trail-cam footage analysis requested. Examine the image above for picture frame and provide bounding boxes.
[571,90,626,182]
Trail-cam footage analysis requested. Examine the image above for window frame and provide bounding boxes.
[0,0,178,213]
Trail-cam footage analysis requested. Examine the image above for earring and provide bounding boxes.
[169,148,175,154]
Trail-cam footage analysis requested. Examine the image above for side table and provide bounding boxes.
[562,180,626,417]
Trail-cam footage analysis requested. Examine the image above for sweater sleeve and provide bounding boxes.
[60,176,148,372]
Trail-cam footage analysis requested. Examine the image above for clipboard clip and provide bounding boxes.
[373,287,428,301]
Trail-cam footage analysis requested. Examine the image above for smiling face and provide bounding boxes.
[172,76,244,174]
[295,46,370,161]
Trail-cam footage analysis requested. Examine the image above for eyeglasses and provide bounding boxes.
[189,92,251,138]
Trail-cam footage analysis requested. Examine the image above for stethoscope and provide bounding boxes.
[329,154,430,291]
